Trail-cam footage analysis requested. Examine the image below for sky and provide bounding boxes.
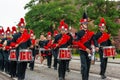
[0,0,30,30]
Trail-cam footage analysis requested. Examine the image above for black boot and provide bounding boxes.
[101,75,106,79]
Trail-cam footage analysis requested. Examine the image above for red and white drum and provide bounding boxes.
[9,49,17,61]
[103,46,116,57]
[18,49,33,62]
[58,48,72,60]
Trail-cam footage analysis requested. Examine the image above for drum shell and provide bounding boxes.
[18,49,33,62]
[103,46,116,57]
[9,49,17,61]
[58,48,72,60]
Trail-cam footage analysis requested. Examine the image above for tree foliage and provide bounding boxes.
[24,0,120,37]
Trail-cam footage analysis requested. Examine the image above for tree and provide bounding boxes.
[24,0,120,37]
[25,0,79,37]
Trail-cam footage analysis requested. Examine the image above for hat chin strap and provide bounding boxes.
[81,24,87,30]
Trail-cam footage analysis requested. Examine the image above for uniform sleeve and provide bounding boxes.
[76,30,84,41]
[72,41,87,50]
[67,33,73,45]
[108,39,112,46]
[92,34,98,47]
[27,39,32,47]
[94,32,101,41]
[7,39,12,45]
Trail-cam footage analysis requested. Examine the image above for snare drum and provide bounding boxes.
[58,48,72,60]
[18,49,33,62]
[9,49,17,61]
[103,46,116,57]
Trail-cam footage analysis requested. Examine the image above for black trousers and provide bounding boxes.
[80,50,91,80]
[17,62,27,80]
[47,55,52,67]
[53,58,58,68]
[10,61,17,77]
[29,57,35,70]
[4,60,10,74]
[66,60,70,70]
[99,48,108,75]
[0,59,4,71]
[53,49,58,68]
[3,51,10,73]
[58,60,69,79]
[0,52,4,71]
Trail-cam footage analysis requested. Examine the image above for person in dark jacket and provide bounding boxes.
[73,12,99,80]
[95,17,114,79]
[8,18,32,80]
[55,20,72,80]
[52,30,62,70]
[0,27,5,72]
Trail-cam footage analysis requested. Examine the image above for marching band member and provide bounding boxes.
[0,27,5,72]
[66,27,73,72]
[73,12,98,80]
[52,30,62,70]
[3,27,12,74]
[29,30,36,70]
[55,20,71,80]
[95,18,112,79]
[8,18,31,80]
[44,32,53,68]
[9,26,17,78]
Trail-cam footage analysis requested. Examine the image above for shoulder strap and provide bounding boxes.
[97,32,110,44]
[79,30,94,44]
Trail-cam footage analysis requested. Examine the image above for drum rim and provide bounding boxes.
[59,48,72,50]
[103,46,115,49]
[19,49,32,52]
[10,49,16,52]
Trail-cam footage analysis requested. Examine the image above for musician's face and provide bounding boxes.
[47,36,51,40]
[60,29,65,34]
[30,35,34,39]
[6,34,11,38]
[81,24,88,30]
[19,27,25,33]
[99,26,106,32]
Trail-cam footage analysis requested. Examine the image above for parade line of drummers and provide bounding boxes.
[0,12,117,80]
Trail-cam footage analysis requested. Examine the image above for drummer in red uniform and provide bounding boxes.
[9,26,17,78]
[44,32,53,68]
[95,17,113,79]
[54,20,72,80]
[3,27,12,74]
[0,27,5,72]
[29,30,36,70]
[7,18,32,80]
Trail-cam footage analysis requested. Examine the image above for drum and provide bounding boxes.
[9,49,17,61]
[58,48,72,60]
[103,46,116,57]
[18,49,33,62]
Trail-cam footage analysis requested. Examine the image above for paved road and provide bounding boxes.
[0,57,120,80]
[24,60,120,80]
[0,72,13,80]
[69,58,120,79]
[24,64,113,80]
